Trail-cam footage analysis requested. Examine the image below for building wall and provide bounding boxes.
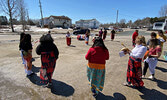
[40,16,72,28]
[75,19,99,29]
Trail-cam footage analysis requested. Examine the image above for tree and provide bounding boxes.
[159,4,167,18]
[119,19,126,28]
[0,0,18,32]
[127,20,132,28]
[17,0,27,32]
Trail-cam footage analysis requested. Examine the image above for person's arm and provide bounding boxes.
[85,48,92,60]
[105,49,109,60]
[36,44,41,55]
[150,46,161,58]
[131,47,147,58]
[54,45,59,60]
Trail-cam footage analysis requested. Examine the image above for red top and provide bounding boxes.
[149,46,161,55]
[85,47,109,64]
[132,32,138,43]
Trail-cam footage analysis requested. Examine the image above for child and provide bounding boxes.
[20,34,34,76]
[66,31,71,46]
[36,34,59,87]
[143,39,161,79]
[85,37,109,97]
[85,30,90,45]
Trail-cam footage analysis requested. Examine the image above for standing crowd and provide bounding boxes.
[19,29,166,97]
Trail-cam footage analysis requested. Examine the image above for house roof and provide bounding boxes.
[43,17,49,19]
[49,15,71,20]
[76,19,98,23]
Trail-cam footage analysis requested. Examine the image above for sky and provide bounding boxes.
[1,0,167,24]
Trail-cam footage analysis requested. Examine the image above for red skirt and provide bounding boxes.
[111,34,115,39]
[66,37,71,46]
[127,56,144,87]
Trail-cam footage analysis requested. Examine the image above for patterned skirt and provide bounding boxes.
[127,56,144,87]
[40,51,56,83]
[87,66,105,92]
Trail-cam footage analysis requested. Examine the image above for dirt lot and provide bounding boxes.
[0,30,166,100]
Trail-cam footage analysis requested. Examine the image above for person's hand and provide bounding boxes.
[121,48,130,54]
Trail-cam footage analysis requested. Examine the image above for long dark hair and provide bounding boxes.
[19,32,25,50]
[21,34,32,51]
[149,39,158,48]
[92,37,108,50]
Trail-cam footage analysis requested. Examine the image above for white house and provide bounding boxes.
[40,15,72,28]
[75,19,100,29]
[153,18,167,31]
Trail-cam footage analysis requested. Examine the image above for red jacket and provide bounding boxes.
[132,32,138,43]
[85,47,109,64]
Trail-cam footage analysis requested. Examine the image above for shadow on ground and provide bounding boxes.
[69,45,76,47]
[95,92,126,100]
[137,87,167,100]
[158,59,167,63]
[156,66,167,72]
[151,78,167,90]
[27,65,75,97]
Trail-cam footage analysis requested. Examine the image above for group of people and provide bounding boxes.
[19,32,59,87]
[19,29,166,98]
[123,30,166,89]
[99,29,116,41]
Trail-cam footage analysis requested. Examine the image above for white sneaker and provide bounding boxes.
[142,75,145,78]
[148,75,154,80]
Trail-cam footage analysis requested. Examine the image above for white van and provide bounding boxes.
[153,18,167,32]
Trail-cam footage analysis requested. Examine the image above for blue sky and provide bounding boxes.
[4,0,167,24]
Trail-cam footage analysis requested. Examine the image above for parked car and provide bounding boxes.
[115,28,123,32]
[73,27,81,30]
[73,29,90,35]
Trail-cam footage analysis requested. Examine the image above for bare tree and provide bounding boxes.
[0,0,18,32]
[119,19,126,28]
[159,4,167,18]
[119,19,126,24]
[17,0,27,32]
[127,20,132,28]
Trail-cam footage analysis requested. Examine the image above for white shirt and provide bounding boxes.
[130,44,147,59]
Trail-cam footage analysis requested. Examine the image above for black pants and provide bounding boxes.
[143,61,154,76]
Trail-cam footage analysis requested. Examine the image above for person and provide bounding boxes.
[36,34,59,87]
[85,30,90,45]
[143,39,161,79]
[143,32,160,59]
[48,31,51,34]
[99,29,103,38]
[85,37,109,97]
[111,29,116,41]
[19,32,26,64]
[156,30,166,51]
[20,34,34,76]
[66,31,71,46]
[147,32,160,46]
[124,35,147,88]
[77,35,85,40]
[103,29,107,40]
[132,30,139,47]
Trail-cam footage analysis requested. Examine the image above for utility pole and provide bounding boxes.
[26,9,30,25]
[39,0,44,28]
[116,10,119,27]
